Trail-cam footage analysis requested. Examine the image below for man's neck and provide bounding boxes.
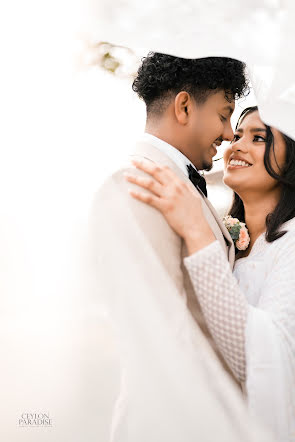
[145,126,181,152]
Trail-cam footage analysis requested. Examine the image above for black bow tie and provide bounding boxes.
[186,164,207,197]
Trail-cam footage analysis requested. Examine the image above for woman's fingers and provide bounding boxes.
[130,159,174,185]
[128,188,163,211]
[124,172,163,197]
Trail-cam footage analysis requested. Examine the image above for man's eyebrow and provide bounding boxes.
[236,127,267,133]
[223,105,234,115]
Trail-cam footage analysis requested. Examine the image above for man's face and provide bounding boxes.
[185,90,235,171]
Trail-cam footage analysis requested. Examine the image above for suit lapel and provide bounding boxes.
[130,141,235,269]
[202,197,235,269]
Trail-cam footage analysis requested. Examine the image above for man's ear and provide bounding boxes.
[174,91,191,125]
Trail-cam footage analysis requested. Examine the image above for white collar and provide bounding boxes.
[140,133,197,177]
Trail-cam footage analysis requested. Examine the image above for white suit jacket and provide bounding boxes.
[129,141,237,380]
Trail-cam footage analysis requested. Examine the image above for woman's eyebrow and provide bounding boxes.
[236,127,267,133]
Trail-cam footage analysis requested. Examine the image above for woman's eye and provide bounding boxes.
[231,134,240,143]
[220,115,227,122]
[253,135,266,142]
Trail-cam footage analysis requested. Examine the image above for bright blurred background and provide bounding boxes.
[0,1,265,440]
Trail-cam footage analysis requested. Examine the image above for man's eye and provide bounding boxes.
[253,135,266,142]
[231,134,240,143]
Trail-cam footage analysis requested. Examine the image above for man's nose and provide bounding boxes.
[222,122,234,142]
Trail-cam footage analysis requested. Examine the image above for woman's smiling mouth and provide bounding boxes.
[227,157,253,169]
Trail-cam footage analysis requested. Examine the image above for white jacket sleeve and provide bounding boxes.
[184,234,295,440]
[184,240,248,382]
[184,229,295,442]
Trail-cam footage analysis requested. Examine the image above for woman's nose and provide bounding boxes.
[231,138,247,152]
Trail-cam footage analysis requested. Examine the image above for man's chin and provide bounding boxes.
[202,160,213,172]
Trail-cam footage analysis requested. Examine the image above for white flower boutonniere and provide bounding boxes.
[223,215,250,251]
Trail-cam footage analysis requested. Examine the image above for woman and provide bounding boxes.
[124,106,295,441]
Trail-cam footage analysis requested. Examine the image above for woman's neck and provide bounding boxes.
[240,190,280,256]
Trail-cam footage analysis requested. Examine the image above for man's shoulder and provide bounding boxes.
[90,156,160,220]
[97,158,152,193]
[90,154,182,260]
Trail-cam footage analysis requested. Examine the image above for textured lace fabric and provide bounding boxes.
[184,240,248,382]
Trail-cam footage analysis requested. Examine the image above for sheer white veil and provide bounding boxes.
[81,0,295,140]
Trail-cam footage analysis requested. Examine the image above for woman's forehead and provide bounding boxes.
[239,111,285,150]
[238,110,263,129]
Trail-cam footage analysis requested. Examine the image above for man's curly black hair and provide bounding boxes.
[132,52,249,116]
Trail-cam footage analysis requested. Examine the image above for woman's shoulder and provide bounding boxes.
[277,217,295,241]
[244,217,295,258]
[280,216,295,232]
[234,217,295,270]
[268,217,295,254]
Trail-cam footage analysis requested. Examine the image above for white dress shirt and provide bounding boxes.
[140,132,198,177]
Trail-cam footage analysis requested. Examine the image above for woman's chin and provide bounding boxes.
[223,175,242,193]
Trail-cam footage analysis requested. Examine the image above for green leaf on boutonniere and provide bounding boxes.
[229,224,241,241]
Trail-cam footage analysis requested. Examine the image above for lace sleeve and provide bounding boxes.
[183,240,248,382]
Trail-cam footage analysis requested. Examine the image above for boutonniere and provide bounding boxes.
[223,215,250,251]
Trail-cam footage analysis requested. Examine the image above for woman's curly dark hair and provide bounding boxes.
[132,52,249,114]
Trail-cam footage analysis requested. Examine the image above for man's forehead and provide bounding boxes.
[222,103,235,115]
[206,90,235,114]
[214,90,235,113]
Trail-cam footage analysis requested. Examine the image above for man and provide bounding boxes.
[89,53,272,441]
[128,53,240,379]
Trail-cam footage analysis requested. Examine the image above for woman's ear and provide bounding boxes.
[174,91,191,125]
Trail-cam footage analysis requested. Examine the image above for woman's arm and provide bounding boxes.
[184,240,248,382]
[184,231,295,385]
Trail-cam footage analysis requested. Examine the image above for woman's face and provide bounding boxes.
[223,110,286,197]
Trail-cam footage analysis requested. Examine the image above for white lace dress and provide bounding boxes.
[184,217,295,442]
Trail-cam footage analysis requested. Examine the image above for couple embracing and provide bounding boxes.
[91,53,295,442]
